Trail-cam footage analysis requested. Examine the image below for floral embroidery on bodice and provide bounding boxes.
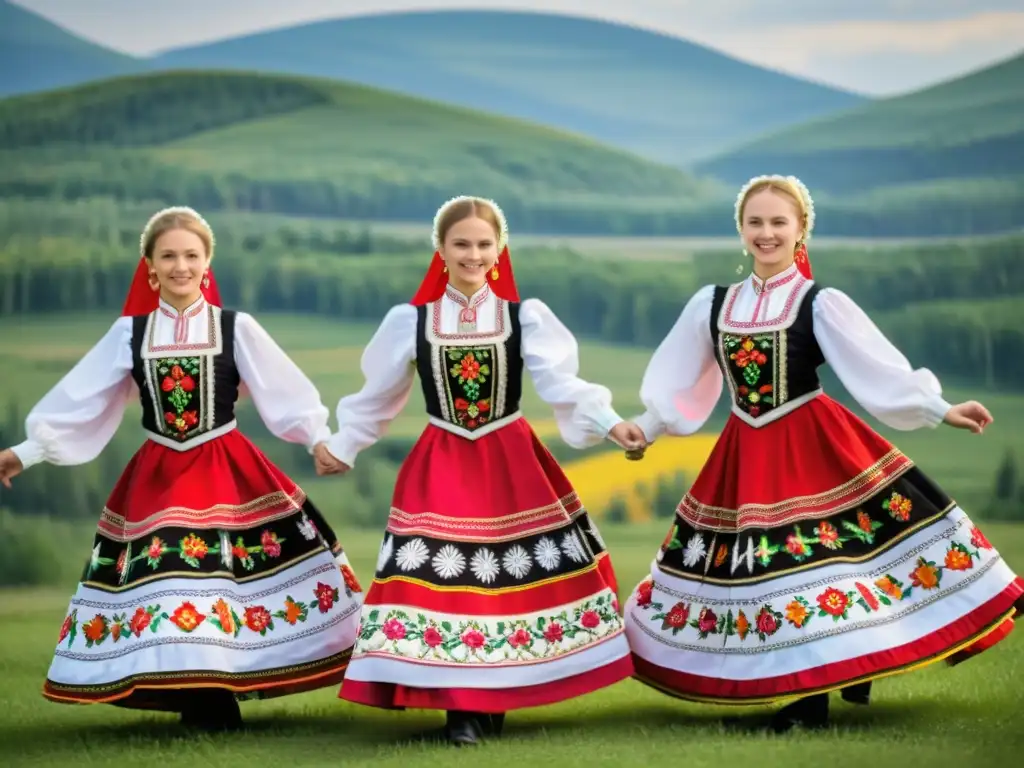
[711,268,825,426]
[414,294,524,438]
[130,301,240,446]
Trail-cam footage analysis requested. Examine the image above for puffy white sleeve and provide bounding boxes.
[633,284,722,441]
[813,287,951,430]
[325,304,417,466]
[520,299,623,448]
[10,317,135,470]
[233,313,332,451]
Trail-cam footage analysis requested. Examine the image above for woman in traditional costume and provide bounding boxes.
[0,207,362,731]
[321,196,644,745]
[621,176,1023,731]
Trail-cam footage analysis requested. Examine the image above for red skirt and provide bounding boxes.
[681,395,913,530]
[43,430,362,710]
[99,430,308,537]
[339,418,633,712]
[625,395,1024,704]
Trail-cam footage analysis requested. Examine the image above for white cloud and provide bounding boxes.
[710,11,1024,93]
[738,11,1024,56]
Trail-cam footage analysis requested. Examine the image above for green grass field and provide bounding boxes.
[2,519,1022,767]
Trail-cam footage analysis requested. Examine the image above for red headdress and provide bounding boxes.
[735,175,816,280]
[410,196,520,305]
[121,206,223,315]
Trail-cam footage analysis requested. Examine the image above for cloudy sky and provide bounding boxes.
[12,0,1024,95]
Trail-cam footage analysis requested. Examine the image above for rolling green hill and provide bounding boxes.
[0,69,722,235]
[149,10,865,166]
[1,67,1020,237]
[0,1,141,98]
[696,51,1024,197]
[0,4,866,164]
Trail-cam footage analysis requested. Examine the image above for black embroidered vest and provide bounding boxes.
[414,299,524,436]
[130,307,241,445]
[710,281,824,424]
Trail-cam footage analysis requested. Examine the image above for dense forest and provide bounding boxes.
[2,204,1022,390]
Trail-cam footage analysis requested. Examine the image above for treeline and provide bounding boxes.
[0,72,330,149]
[699,135,1024,198]
[3,224,1024,389]
[0,158,716,238]
[3,160,1022,236]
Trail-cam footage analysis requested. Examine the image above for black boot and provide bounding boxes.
[445,710,484,746]
[476,712,506,737]
[180,689,242,732]
[771,693,829,733]
[841,681,872,705]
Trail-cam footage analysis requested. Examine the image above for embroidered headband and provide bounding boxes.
[734,175,815,242]
[432,195,509,251]
[139,205,216,258]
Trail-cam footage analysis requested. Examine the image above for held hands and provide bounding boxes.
[0,448,24,489]
[313,442,350,476]
[943,401,993,434]
[608,421,648,460]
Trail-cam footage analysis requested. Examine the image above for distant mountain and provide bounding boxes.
[0,70,720,236]
[0,0,142,97]
[696,51,1024,195]
[149,10,866,165]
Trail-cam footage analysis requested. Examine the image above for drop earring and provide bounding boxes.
[202,274,210,289]
[490,265,499,280]
[736,248,749,275]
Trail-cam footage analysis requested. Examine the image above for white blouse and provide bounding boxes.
[10,296,332,470]
[633,262,953,441]
[326,286,623,466]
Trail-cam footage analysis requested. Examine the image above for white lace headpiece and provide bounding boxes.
[734,175,815,241]
[139,206,216,257]
[432,196,509,250]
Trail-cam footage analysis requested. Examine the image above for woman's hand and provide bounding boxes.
[943,401,993,434]
[313,442,351,476]
[609,421,648,459]
[0,448,24,489]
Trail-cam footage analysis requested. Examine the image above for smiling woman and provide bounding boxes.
[0,206,363,732]
[621,174,1024,733]
[323,195,645,745]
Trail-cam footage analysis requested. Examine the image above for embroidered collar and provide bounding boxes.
[158,295,207,318]
[445,283,491,332]
[158,296,207,344]
[444,283,490,305]
[749,262,798,295]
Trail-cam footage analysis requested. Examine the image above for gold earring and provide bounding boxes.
[202,274,210,288]
[443,265,448,273]
[490,265,499,280]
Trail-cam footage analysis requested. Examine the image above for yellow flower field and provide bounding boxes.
[564,433,720,521]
